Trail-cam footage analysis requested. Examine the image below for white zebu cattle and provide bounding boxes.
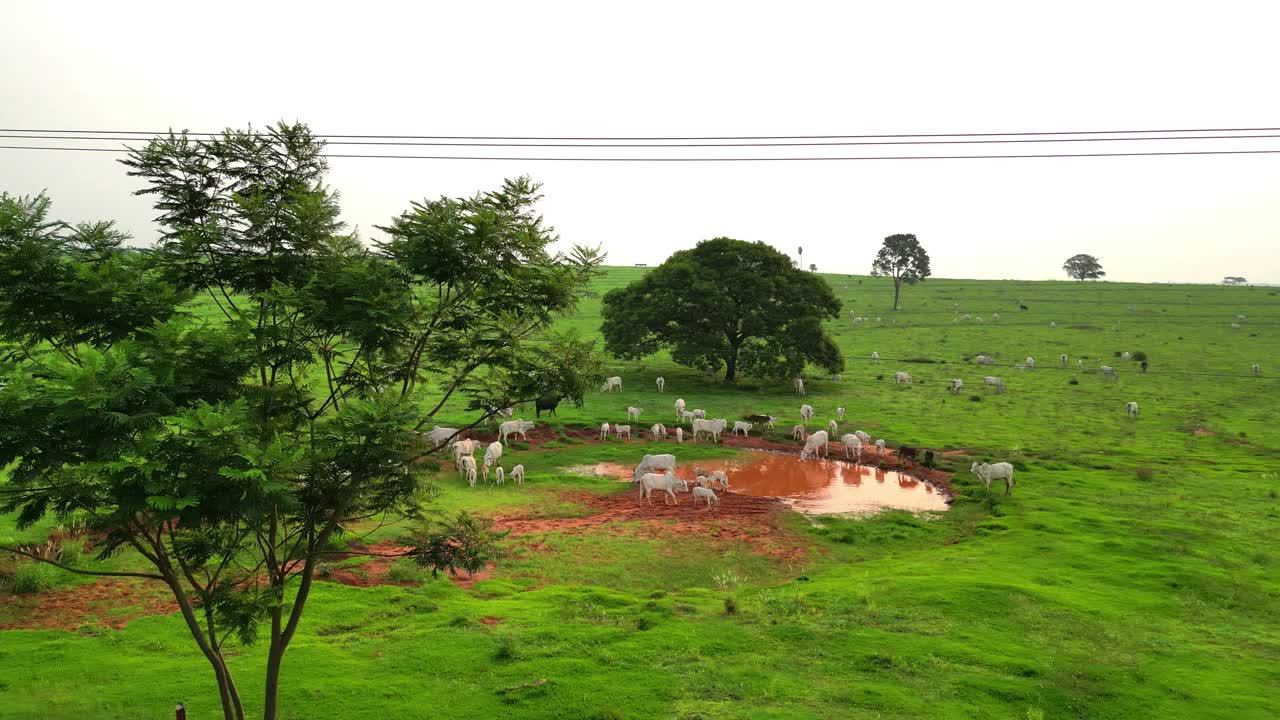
[510,464,525,486]
[425,426,459,449]
[494,466,505,486]
[627,406,642,421]
[875,439,886,456]
[836,407,845,421]
[793,377,806,395]
[975,355,995,365]
[481,441,503,482]
[1024,357,1035,369]
[692,486,720,509]
[949,378,963,394]
[674,398,686,421]
[599,422,611,441]
[827,419,838,436]
[691,418,727,443]
[602,376,623,392]
[1059,354,1068,367]
[451,439,479,474]
[498,419,535,444]
[638,471,686,505]
[791,424,806,440]
[632,453,677,482]
[675,427,684,443]
[1100,366,1119,381]
[800,404,815,422]
[614,424,632,440]
[800,430,829,460]
[1126,401,1139,419]
[650,423,668,440]
[1253,363,1261,377]
[894,371,912,384]
[971,461,1016,495]
[656,376,665,393]
[871,351,880,363]
[460,455,478,488]
[840,433,862,460]
[731,421,752,436]
[854,430,871,444]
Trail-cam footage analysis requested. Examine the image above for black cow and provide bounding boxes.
[898,446,919,463]
[535,396,561,418]
[923,450,935,468]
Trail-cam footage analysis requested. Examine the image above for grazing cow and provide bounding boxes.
[492,406,514,420]
[708,470,730,489]
[650,423,668,440]
[692,486,720,509]
[494,466,505,486]
[675,427,684,443]
[602,376,623,392]
[949,378,963,394]
[1059,354,1068,368]
[871,351,880,363]
[1024,357,1035,369]
[452,439,479,474]
[731,420,752,436]
[840,433,862,460]
[992,313,1000,321]
[836,407,845,421]
[1231,323,1241,330]
[535,396,561,418]
[894,371,912,385]
[675,398,686,421]
[1100,366,1119,381]
[971,461,1016,495]
[854,430,872,444]
[800,404,815,422]
[975,355,995,365]
[460,455,478,488]
[1126,401,1139,419]
[614,424,632,440]
[827,419,838,436]
[691,409,707,420]
[627,406,642,421]
[800,430,830,460]
[680,410,696,425]
[791,424,806,440]
[656,376,665,393]
[632,453,677,482]
[638,471,686,505]
[1252,363,1261,377]
[983,376,1006,393]
[599,422,611,441]
[498,419,535,444]
[425,426,459,450]
[875,439,886,456]
[793,377,806,396]
[691,418,727,443]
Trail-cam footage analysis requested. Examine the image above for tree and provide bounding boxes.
[871,233,931,310]
[1223,276,1248,285]
[601,238,843,381]
[0,124,604,720]
[808,263,817,272]
[1063,253,1105,281]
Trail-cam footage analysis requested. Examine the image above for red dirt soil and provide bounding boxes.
[0,577,178,631]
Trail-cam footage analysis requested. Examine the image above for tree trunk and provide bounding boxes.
[892,278,902,310]
[725,352,737,382]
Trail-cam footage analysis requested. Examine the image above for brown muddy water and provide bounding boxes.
[582,451,948,515]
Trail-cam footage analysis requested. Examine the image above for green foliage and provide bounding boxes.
[600,238,843,381]
[4,561,56,593]
[871,233,931,310]
[1063,253,1106,281]
[406,511,509,579]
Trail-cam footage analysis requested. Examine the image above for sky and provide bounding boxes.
[1,1,1278,283]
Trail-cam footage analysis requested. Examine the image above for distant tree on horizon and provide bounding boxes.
[1063,254,1106,281]
[871,233,931,310]
[601,237,843,382]
[809,263,817,272]
[1223,276,1248,285]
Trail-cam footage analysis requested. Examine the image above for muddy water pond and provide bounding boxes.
[585,451,948,515]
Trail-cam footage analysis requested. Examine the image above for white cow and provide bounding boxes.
[482,441,503,482]
[983,376,1006,393]
[692,418,727,443]
[627,406,642,421]
[800,430,829,460]
[854,430,871,444]
[599,422,611,441]
[692,486,720,509]
[731,421,752,437]
[614,424,632,440]
[1059,354,1068,367]
[875,439,886,456]
[840,433,862,460]
[602,376,623,392]
[871,351,880,363]
[827,419,838,436]
[691,409,707,420]
[632,453,677,482]
[638,471,686,505]
[709,470,730,489]
[656,376,665,393]
[992,313,1000,321]
[498,419,535,444]
[1251,363,1260,377]
[675,398,686,421]
[510,464,525,486]
[675,428,684,443]
[975,355,995,365]
[460,455,478,488]
[800,404,815,422]
[1122,351,1131,361]
[451,439,479,474]
[1100,366,1119,381]
[1126,401,1139,419]
[791,424,806,440]
[680,410,696,425]
[1049,322,1056,328]
[836,407,845,421]
[894,371,912,385]
[793,377,806,395]
[650,423,668,440]
[971,461,1016,495]
[494,466,505,486]
[425,426,458,449]
[1024,357,1035,369]
[949,378,964,394]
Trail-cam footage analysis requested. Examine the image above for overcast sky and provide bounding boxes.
[2,1,1278,283]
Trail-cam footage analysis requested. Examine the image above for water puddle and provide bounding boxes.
[580,451,948,515]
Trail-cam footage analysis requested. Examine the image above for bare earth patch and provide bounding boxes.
[0,578,178,631]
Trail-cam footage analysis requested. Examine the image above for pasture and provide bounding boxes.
[3,270,1278,719]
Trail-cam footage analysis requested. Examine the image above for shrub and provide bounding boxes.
[875,374,885,381]
[1132,351,1148,362]
[969,395,982,402]
[7,563,56,594]
[493,633,522,661]
[588,710,624,720]
[723,597,738,615]
[1068,378,1079,386]
[635,616,654,631]
[1136,467,1155,482]
[385,560,423,584]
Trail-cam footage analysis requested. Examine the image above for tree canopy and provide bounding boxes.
[1063,253,1106,281]
[871,233,931,310]
[601,237,843,381]
[0,123,603,720]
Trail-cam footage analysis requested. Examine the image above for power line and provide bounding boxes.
[5,132,1280,148]
[5,125,1280,140]
[5,145,1280,162]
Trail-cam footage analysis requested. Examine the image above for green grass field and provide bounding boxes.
[3,270,1278,719]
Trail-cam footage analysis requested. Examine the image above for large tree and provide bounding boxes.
[601,237,843,381]
[871,233,931,310]
[0,124,603,720]
[1063,253,1105,281]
